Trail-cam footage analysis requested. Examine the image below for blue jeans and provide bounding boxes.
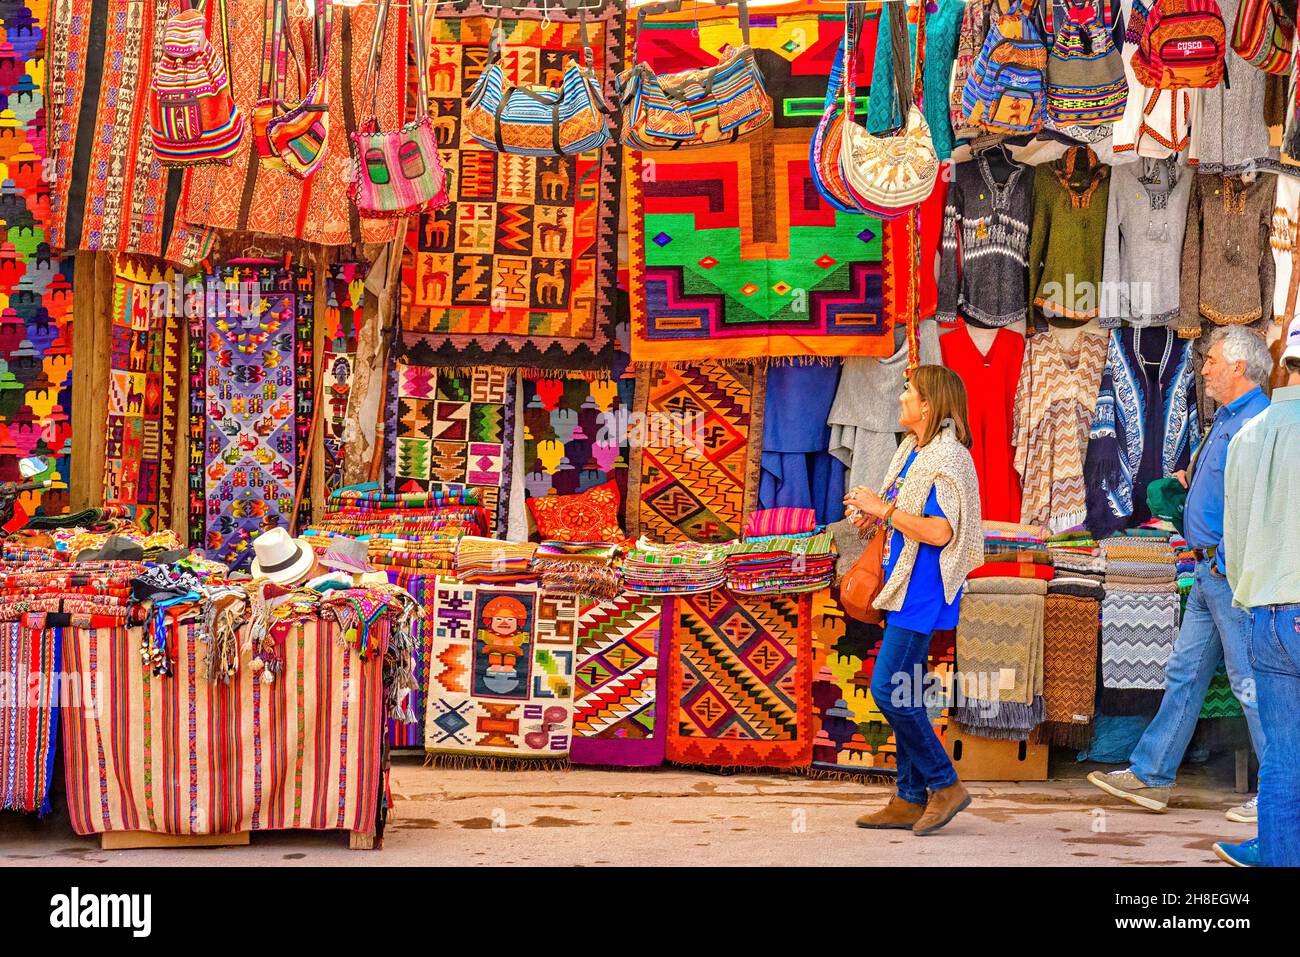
[872,622,958,806]
[1249,604,1300,868]
[1129,561,1266,787]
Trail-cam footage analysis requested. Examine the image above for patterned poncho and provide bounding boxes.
[1013,330,1110,534]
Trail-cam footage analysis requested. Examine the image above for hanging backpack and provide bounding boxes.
[1130,0,1226,89]
[252,0,304,171]
[1046,0,1127,126]
[149,0,244,167]
[962,0,1051,134]
[1231,0,1297,73]
[265,0,334,178]
[951,0,999,134]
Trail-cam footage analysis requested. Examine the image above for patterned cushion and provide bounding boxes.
[528,480,624,542]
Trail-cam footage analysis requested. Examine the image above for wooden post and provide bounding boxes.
[69,253,112,511]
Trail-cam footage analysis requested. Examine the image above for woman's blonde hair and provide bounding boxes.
[910,364,972,449]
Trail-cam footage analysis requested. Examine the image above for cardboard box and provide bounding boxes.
[944,731,1049,782]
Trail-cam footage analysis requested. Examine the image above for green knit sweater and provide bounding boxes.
[1028,148,1111,332]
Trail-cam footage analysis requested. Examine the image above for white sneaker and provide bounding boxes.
[1225,795,1257,824]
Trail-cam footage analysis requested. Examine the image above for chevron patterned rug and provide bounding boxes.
[1101,589,1181,690]
[665,591,813,768]
[1042,592,1100,728]
[571,594,667,767]
[954,588,1046,741]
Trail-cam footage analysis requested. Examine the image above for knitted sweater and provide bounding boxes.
[1176,173,1278,338]
[1028,147,1111,331]
[1100,158,1192,328]
[873,424,985,611]
[1013,330,1110,533]
[937,154,1034,327]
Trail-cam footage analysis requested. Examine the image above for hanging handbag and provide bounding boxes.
[840,1,939,220]
[1231,0,1297,73]
[839,518,887,624]
[266,0,335,178]
[252,0,304,171]
[619,0,772,150]
[463,9,614,157]
[149,0,244,167]
[810,10,869,213]
[349,0,449,217]
[1046,0,1127,127]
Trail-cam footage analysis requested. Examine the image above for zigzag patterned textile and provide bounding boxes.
[0,0,75,529]
[1200,665,1243,719]
[627,2,896,363]
[0,623,60,814]
[522,373,635,529]
[1101,589,1181,690]
[385,571,432,748]
[1042,591,1100,727]
[102,256,184,531]
[953,583,1047,741]
[187,260,313,568]
[399,2,624,370]
[665,590,813,768]
[571,594,666,767]
[424,580,579,760]
[61,621,387,836]
[322,264,365,494]
[627,360,765,543]
[385,333,514,537]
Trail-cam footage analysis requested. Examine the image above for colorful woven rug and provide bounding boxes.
[572,594,665,767]
[424,581,579,760]
[522,373,635,530]
[0,623,61,814]
[627,3,894,363]
[101,256,184,531]
[187,260,314,568]
[665,590,813,768]
[385,570,432,748]
[180,0,405,246]
[61,622,386,835]
[398,3,624,370]
[627,360,765,543]
[0,0,75,528]
[322,264,365,495]
[46,0,212,262]
[810,590,956,775]
[384,333,514,537]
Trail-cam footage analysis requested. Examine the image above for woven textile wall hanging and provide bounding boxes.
[522,372,635,530]
[385,570,432,748]
[627,3,894,364]
[61,622,386,836]
[181,0,406,246]
[398,2,625,370]
[665,590,813,768]
[0,0,75,527]
[572,593,665,767]
[187,260,313,568]
[424,580,579,761]
[46,0,213,262]
[627,360,765,543]
[101,256,184,531]
[322,263,365,494]
[384,333,515,537]
[0,623,61,814]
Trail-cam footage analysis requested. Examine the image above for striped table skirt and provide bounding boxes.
[61,621,386,837]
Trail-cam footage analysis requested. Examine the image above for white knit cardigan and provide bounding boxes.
[873,423,985,611]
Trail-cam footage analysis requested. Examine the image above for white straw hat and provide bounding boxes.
[249,527,317,586]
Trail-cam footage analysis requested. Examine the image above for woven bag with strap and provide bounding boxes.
[266,0,335,178]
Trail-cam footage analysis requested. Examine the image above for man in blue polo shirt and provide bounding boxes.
[1089,327,1271,827]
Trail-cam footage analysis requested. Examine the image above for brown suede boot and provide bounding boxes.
[913,782,971,836]
[855,795,926,830]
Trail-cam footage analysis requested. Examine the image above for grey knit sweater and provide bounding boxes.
[1100,158,1193,329]
[937,153,1034,328]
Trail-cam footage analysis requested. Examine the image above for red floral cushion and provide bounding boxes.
[527,480,624,542]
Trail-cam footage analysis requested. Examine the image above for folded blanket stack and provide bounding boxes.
[1046,527,1104,586]
[724,532,836,594]
[363,534,462,572]
[953,574,1047,742]
[969,521,1052,581]
[621,539,728,595]
[1100,536,1177,591]
[454,537,539,585]
[531,542,622,601]
[1040,578,1103,747]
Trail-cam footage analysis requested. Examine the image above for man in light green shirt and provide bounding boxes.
[1221,329,1300,868]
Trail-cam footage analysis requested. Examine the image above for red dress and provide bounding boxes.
[939,323,1025,523]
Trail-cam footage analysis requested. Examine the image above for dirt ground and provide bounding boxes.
[0,754,1254,866]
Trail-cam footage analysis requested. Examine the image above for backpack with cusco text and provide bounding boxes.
[1130,0,1227,89]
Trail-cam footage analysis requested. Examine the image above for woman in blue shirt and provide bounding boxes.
[843,365,984,836]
